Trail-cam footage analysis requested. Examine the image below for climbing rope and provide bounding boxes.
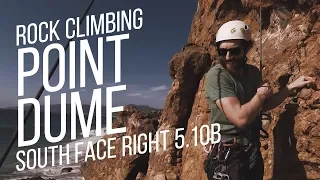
[0,0,96,168]
[259,0,271,139]
[260,0,263,75]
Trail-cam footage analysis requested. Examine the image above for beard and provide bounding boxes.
[219,56,247,74]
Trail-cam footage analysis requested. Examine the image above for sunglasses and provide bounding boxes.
[217,47,242,56]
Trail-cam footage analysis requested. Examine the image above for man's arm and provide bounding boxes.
[216,83,271,129]
[262,76,316,111]
[262,86,291,111]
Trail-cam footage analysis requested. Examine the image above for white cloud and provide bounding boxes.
[150,85,168,91]
[127,93,142,97]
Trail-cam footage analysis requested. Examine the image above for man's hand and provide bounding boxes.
[261,76,316,112]
[287,76,316,91]
[256,82,273,101]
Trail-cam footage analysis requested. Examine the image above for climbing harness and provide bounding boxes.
[0,0,96,168]
[203,138,253,180]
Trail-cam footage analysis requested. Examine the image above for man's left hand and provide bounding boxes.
[287,76,316,91]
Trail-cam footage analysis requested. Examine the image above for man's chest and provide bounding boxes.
[234,76,257,104]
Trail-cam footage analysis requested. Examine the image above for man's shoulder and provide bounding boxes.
[246,64,260,76]
[207,64,228,76]
[245,64,262,87]
[206,64,232,83]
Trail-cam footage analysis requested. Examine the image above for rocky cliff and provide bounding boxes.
[80,105,162,179]
[81,0,320,179]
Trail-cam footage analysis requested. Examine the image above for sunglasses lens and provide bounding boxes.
[218,47,242,56]
[230,47,241,56]
[218,49,227,56]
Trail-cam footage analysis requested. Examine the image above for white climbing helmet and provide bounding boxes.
[215,20,251,43]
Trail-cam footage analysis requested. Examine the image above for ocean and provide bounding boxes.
[0,108,108,180]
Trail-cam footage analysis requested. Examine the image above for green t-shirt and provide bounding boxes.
[205,63,262,140]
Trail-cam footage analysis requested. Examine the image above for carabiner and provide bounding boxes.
[224,148,230,160]
[212,172,230,180]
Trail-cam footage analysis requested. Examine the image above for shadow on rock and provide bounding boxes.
[272,103,307,180]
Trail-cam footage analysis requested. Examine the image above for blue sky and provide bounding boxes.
[0,0,197,109]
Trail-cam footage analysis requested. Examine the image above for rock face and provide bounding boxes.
[81,0,320,179]
[80,105,161,180]
[145,45,212,180]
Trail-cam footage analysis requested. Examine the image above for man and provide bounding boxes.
[204,20,315,180]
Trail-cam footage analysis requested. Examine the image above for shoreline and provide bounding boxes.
[0,134,105,180]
